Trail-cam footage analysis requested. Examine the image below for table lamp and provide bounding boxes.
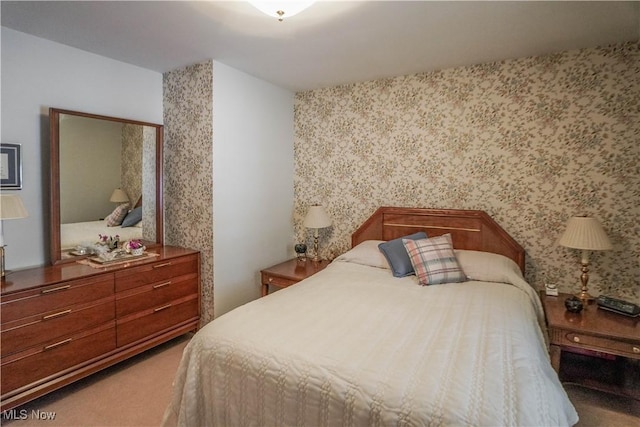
[558,216,612,301]
[303,205,332,262]
[0,194,29,278]
[110,188,129,205]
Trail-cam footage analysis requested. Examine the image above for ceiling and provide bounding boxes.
[2,1,639,92]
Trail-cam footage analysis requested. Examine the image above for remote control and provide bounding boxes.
[596,295,640,317]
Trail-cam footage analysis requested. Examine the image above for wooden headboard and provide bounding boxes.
[352,207,525,273]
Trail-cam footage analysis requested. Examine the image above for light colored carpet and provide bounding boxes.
[2,335,191,427]
[2,334,638,426]
[568,383,640,427]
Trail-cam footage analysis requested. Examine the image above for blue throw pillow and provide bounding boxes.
[378,232,428,277]
[121,206,142,227]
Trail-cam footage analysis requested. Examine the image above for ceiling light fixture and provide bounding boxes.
[249,1,316,21]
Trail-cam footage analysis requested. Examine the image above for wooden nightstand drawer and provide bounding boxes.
[263,274,297,288]
[561,331,640,358]
[260,259,330,296]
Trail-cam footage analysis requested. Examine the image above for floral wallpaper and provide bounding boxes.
[163,60,214,324]
[142,126,157,241]
[294,42,640,303]
[121,124,157,241]
[121,123,143,207]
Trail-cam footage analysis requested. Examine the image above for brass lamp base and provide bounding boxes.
[575,289,595,302]
[575,261,595,302]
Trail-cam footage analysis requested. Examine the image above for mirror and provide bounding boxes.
[49,108,163,264]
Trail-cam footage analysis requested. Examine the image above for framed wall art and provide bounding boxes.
[1,143,22,189]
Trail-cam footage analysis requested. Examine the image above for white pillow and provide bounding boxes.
[334,240,390,269]
[454,249,523,283]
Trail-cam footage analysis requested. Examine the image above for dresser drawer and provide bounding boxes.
[117,295,199,347]
[0,323,116,396]
[262,273,297,288]
[1,275,114,323]
[115,254,199,292]
[116,274,198,318]
[1,298,115,358]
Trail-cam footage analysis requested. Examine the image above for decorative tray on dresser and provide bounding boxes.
[0,245,200,411]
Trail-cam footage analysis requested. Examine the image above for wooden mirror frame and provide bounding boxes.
[49,108,164,264]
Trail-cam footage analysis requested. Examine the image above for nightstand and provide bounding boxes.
[540,292,640,397]
[260,258,330,296]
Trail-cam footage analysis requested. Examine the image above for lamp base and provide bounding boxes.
[576,261,595,303]
[575,289,595,303]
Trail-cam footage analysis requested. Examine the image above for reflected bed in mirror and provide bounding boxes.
[50,108,164,264]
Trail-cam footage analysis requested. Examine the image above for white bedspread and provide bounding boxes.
[60,220,142,250]
[163,260,578,426]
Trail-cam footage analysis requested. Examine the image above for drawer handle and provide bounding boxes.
[634,347,640,354]
[153,262,172,269]
[153,281,172,289]
[154,304,172,313]
[41,284,71,294]
[44,338,72,351]
[268,278,273,282]
[573,336,580,343]
[42,309,72,320]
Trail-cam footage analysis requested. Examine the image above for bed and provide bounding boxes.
[163,207,578,426]
[60,220,143,250]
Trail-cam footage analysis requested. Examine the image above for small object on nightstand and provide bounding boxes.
[564,296,584,313]
[294,243,307,261]
[596,295,640,317]
[544,282,559,296]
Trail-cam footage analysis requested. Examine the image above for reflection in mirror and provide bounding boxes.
[50,109,163,264]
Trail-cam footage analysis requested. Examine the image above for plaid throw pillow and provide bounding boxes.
[402,234,466,285]
[105,203,129,227]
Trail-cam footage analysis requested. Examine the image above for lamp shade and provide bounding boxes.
[110,188,129,203]
[558,217,612,251]
[303,205,332,229]
[0,194,29,220]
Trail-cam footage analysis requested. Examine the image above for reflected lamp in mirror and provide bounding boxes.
[49,108,164,265]
[110,188,129,205]
[558,216,612,302]
[303,205,332,262]
[0,194,29,278]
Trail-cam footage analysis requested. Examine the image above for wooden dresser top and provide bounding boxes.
[1,246,199,295]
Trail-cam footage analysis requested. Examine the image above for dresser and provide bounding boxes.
[0,246,200,411]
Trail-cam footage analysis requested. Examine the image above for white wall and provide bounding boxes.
[59,117,123,223]
[1,27,162,269]
[212,60,294,317]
